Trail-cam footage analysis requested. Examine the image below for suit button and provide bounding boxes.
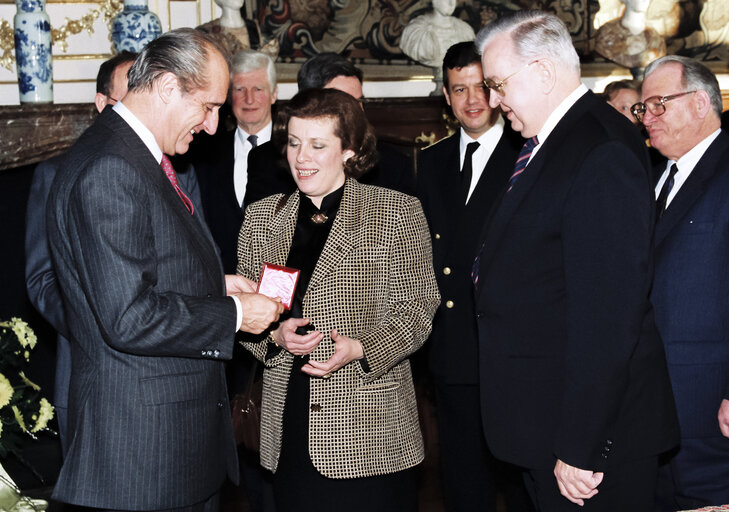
[445,300,454,309]
[213,349,220,357]
[476,311,483,319]
[443,267,451,275]
[311,404,322,412]
[217,401,224,408]
[206,293,213,298]
[434,233,441,240]
[606,439,613,446]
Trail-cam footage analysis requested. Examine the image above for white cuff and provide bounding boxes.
[231,295,243,331]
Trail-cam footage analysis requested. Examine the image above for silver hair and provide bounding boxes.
[644,55,722,117]
[229,50,277,92]
[475,10,580,76]
[127,28,224,94]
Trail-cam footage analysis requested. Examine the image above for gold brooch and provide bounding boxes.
[311,212,328,224]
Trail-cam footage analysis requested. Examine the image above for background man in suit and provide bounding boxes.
[416,41,526,512]
[192,49,278,512]
[637,55,729,511]
[473,10,678,511]
[46,29,282,512]
[247,52,415,197]
[194,49,277,275]
[25,51,137,453]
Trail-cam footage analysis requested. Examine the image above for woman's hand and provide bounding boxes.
[272,317,323,356]
[302,329,364,378]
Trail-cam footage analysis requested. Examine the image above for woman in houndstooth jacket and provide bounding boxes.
[236,88,439,512]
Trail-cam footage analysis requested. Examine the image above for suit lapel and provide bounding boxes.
[264,192,298,266]
[654,131,729,248]
[306,179,359,295]
[104,109,225,287]
[475,93,593,296]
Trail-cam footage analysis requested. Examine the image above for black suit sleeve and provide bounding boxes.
[555,140,653,469]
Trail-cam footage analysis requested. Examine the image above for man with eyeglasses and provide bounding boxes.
[472,10,678,511]
[638,55,729,511]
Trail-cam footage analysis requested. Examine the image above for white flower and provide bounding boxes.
[31,398,54,433]
[19,372,40,392]
[12,406,26,432]
[0,374,12,409]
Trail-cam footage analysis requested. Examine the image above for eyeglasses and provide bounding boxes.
[483,60,538,97]
[630,91,696,123]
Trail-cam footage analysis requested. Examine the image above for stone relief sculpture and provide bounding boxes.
[400,0,475,69]
[667,0,729,60]
[594,0,666,72]
[197,0,278,59]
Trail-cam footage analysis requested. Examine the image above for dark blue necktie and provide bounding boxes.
[655,163,678,221]
[507,136,539,192]
[471,135,540,287]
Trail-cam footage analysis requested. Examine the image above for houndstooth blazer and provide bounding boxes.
[237,177,440,479]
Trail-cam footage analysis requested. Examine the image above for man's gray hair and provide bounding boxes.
[127,28,223,94]
[475,10,580,76]
[644,55,722,117]
[229,50,277,92]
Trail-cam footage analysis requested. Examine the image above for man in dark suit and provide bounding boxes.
[26,51,203,456]
[247,52,415,199]
[25,51,137,453]
[416,41,525,512]
[46,29,283,512]
[637,55,729,511]
[194,49,277,275]
[473,11,678,511]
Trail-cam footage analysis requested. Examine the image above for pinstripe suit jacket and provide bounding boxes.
[47,107,239,509]
[237,178,440,478]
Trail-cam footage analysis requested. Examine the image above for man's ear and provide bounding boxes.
[271,85,278,104]
[536,59,556,94]
[94,93,108,114]
[443,86,452,106]
[156,72,179,104]
[693,89,712,119]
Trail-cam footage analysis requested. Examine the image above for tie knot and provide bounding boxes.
[465,141,480,157]
[248,134,258,148]
[669,162,678,177]
[160,154,175,178]
[525,136,539,151]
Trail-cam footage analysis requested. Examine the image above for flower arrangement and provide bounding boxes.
[0,318,54,459]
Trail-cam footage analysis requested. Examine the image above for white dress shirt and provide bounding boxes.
[529,83,589,165]
[234,122,272,206]
[655,128,722,207]
[459,116,505,203]
[113,101,244,330]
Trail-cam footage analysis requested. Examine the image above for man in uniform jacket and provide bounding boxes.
[416,41,526,512]
[474,11,678,510]
[46,29,282,511]
[639,55,729,511]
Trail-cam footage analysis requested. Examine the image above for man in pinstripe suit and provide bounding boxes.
[46,29,282,512]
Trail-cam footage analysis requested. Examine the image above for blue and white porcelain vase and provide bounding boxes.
[111,0,162,53]
[13,0,53,104]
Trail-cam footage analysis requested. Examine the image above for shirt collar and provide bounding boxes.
[459,115,505,150]
[536,83,589,148]
[113,101,163,164]
[236,121,273,146]
[671,128,722,175]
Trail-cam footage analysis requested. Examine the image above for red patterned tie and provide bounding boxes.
[160,154,194,215]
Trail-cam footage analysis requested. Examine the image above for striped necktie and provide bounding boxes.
[471,135,540,287]
[160,154,194,215]
[507,136,539,192]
